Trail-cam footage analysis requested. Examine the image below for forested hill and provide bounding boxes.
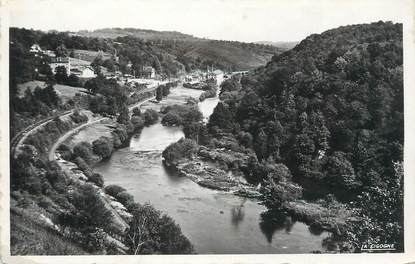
[76,28,197,41]
[210,21,403,249]
[12,27,287,73]
[75,27,288,70]
[222,21,403,181]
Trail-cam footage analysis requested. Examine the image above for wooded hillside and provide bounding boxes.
[208,21,403,251]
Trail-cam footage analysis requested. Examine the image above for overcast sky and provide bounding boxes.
[7,0,407,42]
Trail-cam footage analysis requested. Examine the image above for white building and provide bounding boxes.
[43,50,56,57]
[29,44,42,53]
[50,57,71,74]
[71,66,96,78]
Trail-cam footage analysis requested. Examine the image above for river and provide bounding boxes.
[94,75,329,254]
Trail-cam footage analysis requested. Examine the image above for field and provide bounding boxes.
[17,81,89,103]
[73,49,112,62]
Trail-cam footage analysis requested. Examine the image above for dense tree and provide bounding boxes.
[143,109,159,126]
[132,107,141,116]
[89,173,104,187]
[161,112,182,126]
[117,107,130,125]
[55,44,68,57]
[156,87,163,101]
[92,137,113,159]
[207,102,234,133]
[125,203,193,254]
[131,115,145,130]
[162,138,198,165]
[183,122,210,145]
[73,141,94,164]
[54,66,68,84]
[206,21,403,251]
[66,74,81,87]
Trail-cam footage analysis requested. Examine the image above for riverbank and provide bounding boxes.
[167,145,261,198]
[47,85,195,254]
[167,143,355,239]
[64,83,330,253]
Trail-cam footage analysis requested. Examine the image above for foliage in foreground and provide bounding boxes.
[125,203,193,254]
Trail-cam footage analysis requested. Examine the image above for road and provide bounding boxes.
[46,94,162,234]
[48,116,108,161]
[10,110,73,159]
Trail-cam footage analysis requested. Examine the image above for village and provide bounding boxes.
[28,43,228,94]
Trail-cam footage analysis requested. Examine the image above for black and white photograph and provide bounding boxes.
[1,0,415,263]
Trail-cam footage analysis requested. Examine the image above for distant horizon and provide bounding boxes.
[7,0,406,43]
[9,20,401,45]
[11,25,303,43]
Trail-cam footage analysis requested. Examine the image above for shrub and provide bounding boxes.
[199,88,217,102]
[131,115,144,131]
[125,203,193,254]
[73,142,93,164]
[38,196,54,210]
[111,131,122,148]
[117,107,130,125]
[324,151,358,190]
[104,184,126,198]
[161,112,182,126]
[260,179,303,210]
[45,161,69,193]
[185,97,198,106]
[162,138,198,165]
[113,125,128,143]
[161,104,202,127]
[89,173,104,187]
[73,157,93,177]
[132,107,141,116]
[143,109,159,126]
[57,144,73,160]
[92,137,113,159]
[70,110,88,123]
[116,191,135,209]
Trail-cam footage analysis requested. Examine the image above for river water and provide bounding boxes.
[94,76,328,254]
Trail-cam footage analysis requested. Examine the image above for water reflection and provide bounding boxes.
[259,210,295,243]
[95,82,328,253]
[231,198,246,228]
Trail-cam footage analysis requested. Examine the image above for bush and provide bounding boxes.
[132,107,141,116]
[161,112,182,126]
[57,144,73,160]
[131,115,145,131]
[111,131,122,148]
[66,74,81,87]
[73,142,93,164]
[104,184,126,198]
[125,203,193,254]
[324,151,358,190]
[92,137,113,159]
[260,179,303,210]
[143,109,159,126]
[89,173,104,187]
[70,109,88,123]
[162,138,198,165]
[113,125,128,144]
[117,107,130,125]
[161,104,202,127]
[185,97,198,106]
[45,161,69,193]
[73,157,93,177]
[199,88,217,102]
[116,191,135,209]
